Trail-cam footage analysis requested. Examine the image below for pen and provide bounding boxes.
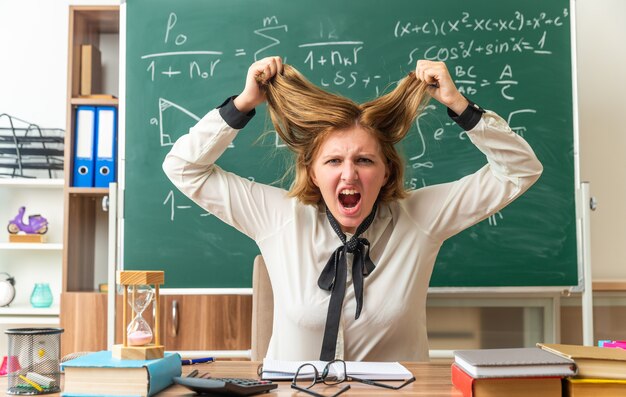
[19,375,43,392]
[181,357,215,365]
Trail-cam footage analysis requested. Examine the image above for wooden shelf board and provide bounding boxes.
[0,304,60,325]
[71,97,119,106]
[0,304,60,316]
[0,316,60,326]
[0,243,63,250]
[0,179,64,188]
[67,187,109,196]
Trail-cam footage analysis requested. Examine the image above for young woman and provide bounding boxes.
[163,56,543,361]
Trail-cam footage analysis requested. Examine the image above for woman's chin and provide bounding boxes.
[334,204,364,233]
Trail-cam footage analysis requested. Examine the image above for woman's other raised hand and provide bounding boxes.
[415,60,468,115]
[234,56,283,113]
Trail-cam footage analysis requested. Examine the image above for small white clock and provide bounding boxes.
[0,272,16,307]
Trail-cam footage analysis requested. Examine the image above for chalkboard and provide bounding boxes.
[123,0,578,289]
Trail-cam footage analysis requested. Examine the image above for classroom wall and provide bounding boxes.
[576,0,626,281]
[0,0,118,128]
[0,0,624,282]
[0,1,68,129]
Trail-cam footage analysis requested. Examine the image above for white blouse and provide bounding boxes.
[163,106,543,362]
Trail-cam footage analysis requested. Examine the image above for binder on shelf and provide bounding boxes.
[72,106,96,187]
[94,106,117,188]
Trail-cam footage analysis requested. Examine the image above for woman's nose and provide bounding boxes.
[341,163,358,181]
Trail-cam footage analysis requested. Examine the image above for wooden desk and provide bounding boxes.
[0,361,463,396]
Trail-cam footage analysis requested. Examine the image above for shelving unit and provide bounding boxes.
[0,178,64,356]
[0,180,64,306]
[60,5,119,355]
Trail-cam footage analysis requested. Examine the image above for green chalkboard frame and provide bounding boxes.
[122,0,579,289]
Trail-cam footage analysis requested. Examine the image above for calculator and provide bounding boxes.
[173,376,278,396]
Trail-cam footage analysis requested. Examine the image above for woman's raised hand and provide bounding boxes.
[415,60,468,116]
[234,56,283,114]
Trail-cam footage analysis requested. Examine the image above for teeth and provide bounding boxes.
[340,189,358,195]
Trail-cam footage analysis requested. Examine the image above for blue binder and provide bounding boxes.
[72,106,97,187]
[94,106,118,187]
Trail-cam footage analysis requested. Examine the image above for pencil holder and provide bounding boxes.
[4,328,63,395]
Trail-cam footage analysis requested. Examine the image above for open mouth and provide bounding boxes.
[339,189,361,209]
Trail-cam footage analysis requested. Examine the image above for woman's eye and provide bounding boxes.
[326,159,341,165]
[358,158,373,164]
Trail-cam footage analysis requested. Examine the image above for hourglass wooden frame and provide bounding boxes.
[112,270,165,360]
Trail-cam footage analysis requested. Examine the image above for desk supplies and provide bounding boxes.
[173,375,277,396]
[0,361,473,396]
[260,358,412,381]
[60,350,181,397]
[453,347,577,378]
[0,113,65,179]
[181,357,214,365]
[17,375,42,392]
[538,343,626,380]
[25,372,55,388]
[451,363,562,397]
[4,328,63,395]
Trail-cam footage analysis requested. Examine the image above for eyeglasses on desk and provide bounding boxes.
[290,359,416,397]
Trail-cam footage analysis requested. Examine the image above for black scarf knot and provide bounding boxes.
[317,236,375,319]
[318,203,378,361]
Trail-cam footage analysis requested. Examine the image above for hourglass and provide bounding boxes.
[113,271,165,360]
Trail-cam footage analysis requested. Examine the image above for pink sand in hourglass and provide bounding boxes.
[128,331,152,346]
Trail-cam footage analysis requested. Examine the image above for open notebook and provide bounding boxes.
[261,358,413,380]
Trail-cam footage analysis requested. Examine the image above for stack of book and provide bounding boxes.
[538,343,626,397]
[451,347,577,397]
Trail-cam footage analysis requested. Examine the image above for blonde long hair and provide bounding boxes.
[263,64,430,205]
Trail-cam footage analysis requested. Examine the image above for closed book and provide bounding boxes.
[538,343,626,380]
[566,378,626,397]
[451,364,561,397]
[453,347,576,378]
[60,351,181,396]
[80,44,102,96]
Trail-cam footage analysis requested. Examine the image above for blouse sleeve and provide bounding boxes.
[405,110,544,242]
[162,100,292,242]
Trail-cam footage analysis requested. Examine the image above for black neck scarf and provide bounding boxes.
[317,203,378,361]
